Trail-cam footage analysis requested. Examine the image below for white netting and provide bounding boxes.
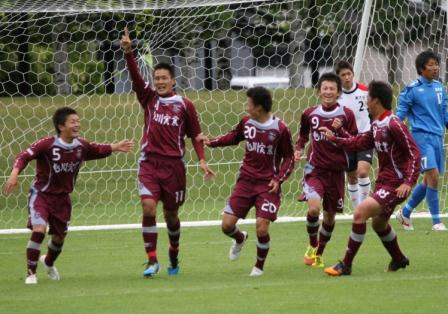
[1,0,447,230]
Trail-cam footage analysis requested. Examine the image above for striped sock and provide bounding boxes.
[142,216,158,263]
[343,223,366,267]
[255,234,270,270]
[45,240,63,267]
[316,222,334,256]
[306,214,319,248]
[26,232,45,275]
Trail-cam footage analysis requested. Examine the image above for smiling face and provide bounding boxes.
[421,58,439,80]
[153,68,176,96]
[59,114,80,142]
[319,80,341,107]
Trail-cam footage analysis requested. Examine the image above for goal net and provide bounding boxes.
[1,0,447,231]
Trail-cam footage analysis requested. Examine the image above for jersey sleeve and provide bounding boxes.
[125,52,156,108]
[273,125,295,183]
[82,139,113,161]
[332,130,375,152]
[343,107,358,135]
[389,118,421,186]
[208,117,246,147]
[184,99,203,139]
[295,109,311,151]
[443,85,448,128]
[13,137,52,172]
[396,86,414,121]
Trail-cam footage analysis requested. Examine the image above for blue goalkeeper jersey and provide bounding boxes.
[396,76,448,137]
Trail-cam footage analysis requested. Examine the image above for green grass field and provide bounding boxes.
[1,219,447,313]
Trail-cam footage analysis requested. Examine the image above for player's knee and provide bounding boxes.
[141,199,157,216]
[255,219,270,237]
[32,224,46,234]
[51,234,65,245]
[357,170,369,178]
[307,207,320,217]
[221,221,235,234]
[352,209,366,224]
[164,211,179,226]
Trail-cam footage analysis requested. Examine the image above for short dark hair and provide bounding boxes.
[368,81,393,110]
[317,72,342,92]
[246,86,272,113]
[153,62,175,78]
[53,107,78,135]
[334,60,353,75]
[415,50,439,75]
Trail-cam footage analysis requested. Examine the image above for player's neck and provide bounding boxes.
[59,134,75,144]
[342,82,356,92]
[253,112,272,123]
[321,102,338,111]
[374,108,391,121]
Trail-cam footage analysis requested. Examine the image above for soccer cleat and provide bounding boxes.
[312,255,324,268]
[324,261,352,276]
[303,245,317,265]
[167,263,180,276]
[395,209,414,231]
[249,266,264,277]
[25,274,38,284]
[387,256,410,272]
[432,223,447,231]
[143,262,160,277]
[39,255,60,281]
[228,231,248,261]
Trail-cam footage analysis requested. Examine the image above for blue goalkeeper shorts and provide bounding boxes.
[412,131,445,174]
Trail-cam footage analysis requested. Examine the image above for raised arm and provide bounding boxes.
[121,28,155,106]
[320,127,374,152]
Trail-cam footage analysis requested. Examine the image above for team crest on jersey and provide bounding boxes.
[268,131,277,142]
[171,104,181,113]
[76,148,82,158]
[376,189,390,199]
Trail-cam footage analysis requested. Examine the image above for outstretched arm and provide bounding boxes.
[207,118,246,148]
[111,139,134,152]
[3,168,20,194]
[319,126,374,151]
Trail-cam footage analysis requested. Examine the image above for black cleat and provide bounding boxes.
[387,257,410,272]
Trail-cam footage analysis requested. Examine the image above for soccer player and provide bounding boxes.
[199,86,294,276]
[335,61,372,209]
[395,50,448,231]
[121,28,215,277]
[321,81,420,276]
[295,72,357,268]
[3,107,134,284]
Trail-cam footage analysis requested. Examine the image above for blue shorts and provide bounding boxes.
[412,131,445,174]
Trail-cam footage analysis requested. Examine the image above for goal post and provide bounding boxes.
[1,0,447,233]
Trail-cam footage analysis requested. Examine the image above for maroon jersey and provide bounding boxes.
[125,53,202,158]
[13,136,112,194]
[209,116,295,182]
[296,104,358,171]
[333,111,420,186]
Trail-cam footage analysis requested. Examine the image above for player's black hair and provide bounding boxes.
[334,60,354,75]
[153,62,176,78]
[247,86,272,113]
[415,50,439,75]
[368,81,393,110]
[317,72,342,92]
[53,107,78,135]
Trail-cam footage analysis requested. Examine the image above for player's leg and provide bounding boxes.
[25,190,50,284]
[397,133,429,228]
[250,217,270,276]
[302,168,324,265]
[372,215,409,271]
[251,189,280,276]
[325,197,382,276]
[222,178,253,261]
[346,152,359,209]
[164,208,181,275]
[160,159,187,275]
[138,160,161,276]
[40,194,70,281]
[357,149,373,203]
[314,171,345,267]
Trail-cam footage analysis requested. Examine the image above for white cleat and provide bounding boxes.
[249,266,264,277]
[395,209,414,231]
[25,274,37,284]
[39,255,60,280]
[432,223,447,231]
[228,231,248,261]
